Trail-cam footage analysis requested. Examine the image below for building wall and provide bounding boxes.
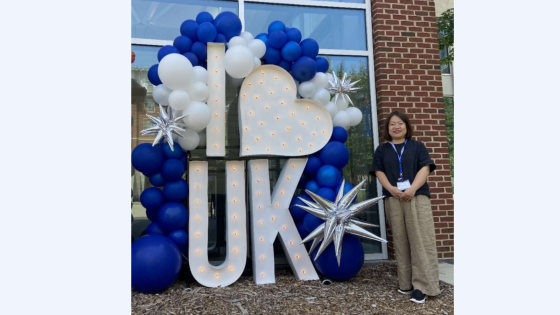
[435,0,454,16]
[371,0,454,259]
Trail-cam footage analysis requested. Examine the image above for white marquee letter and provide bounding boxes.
[206,43,226,156]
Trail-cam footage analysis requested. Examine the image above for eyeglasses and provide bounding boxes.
[389,122,405,128]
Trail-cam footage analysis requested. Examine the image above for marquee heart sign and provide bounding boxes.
[238,65,333,157]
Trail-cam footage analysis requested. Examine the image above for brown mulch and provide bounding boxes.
[132,263,454,315]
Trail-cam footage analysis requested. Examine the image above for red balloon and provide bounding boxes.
[131,51,135,64]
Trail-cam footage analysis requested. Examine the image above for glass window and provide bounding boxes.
[440,46,451,74]
[245,3,367,51]
[145,98,155,112]
[132,0,238,41]
[310,0,364,3]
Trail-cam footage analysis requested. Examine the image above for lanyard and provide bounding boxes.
[390,139,407,181]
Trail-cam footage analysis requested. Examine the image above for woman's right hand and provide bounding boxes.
[389,186,403,199]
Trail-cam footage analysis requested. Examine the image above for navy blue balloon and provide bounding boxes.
[146,207,159,222]
[148,64,162,86]
[168,230,188,247]
[278,60,292,72]
[304,180,320,193]
[330,126,349,143]
[157,45,180,62]
[265,47,281,65]
[180,20,199,41]
[292,56,317,82]
[318,141,350,169]
[197,22,217,43]
[316,165,342,189]
[163,179,189,202]
[268,30,287,49]
[179,154,188,169]
[145,222,165,235]
[173,36,193,54]
[289,194,312,221]
[140,187,165,209]
[315,57,329,73]
[149,172,166,187]
[312,235,364,282]
[303,213,324,233]
[199,60,207,69]
[132,143,164,175]
[161,159,185,181]
[317,187,336,202]
[281,41,302,62]
[268,20,286,34]
[297,175,308,189]
[255,33,269,47]
[304,156,322,175]
[214,11,242,40]
[196,11,214,24]
[286,28,302,43]
[296,221,310,239]
[300,38,319,58]
[157,202,188,233]
[190,42,207,63]
[131,234,182,293]
[214,33,227,43]
[162,143,183,159]
[182,52,198,66]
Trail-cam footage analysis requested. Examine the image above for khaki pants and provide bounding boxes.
[385,195,441,296]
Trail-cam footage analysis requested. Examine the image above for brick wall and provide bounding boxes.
[371,0,454,259]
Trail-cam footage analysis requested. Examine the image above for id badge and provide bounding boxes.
[397,180,411,191]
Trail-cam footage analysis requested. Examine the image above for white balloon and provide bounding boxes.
[247,39,266,59]
[197,130,207,147]
[227,73,244,87]
[335,96,349,111]
[239,31,254,43]
[333,111,351,128]
[153,84,172,105]
[188,82,209,102]
[228,36,247,48]
[311,72,328,89]
[346,107,363,126]
[324,102,338,118]
[298,81,316,98]
[183,101,211,131]
[312,88,331,105]
[192,66,208,84]
[158,53,193,90]
[326,72,335,84]
[177,129,200,151]
[254,57,261,68]
[168,90,190,111]
[224,45,255,79]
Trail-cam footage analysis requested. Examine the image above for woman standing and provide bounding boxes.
[370,111,440,303]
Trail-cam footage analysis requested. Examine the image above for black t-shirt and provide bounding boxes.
[369,139,436,198]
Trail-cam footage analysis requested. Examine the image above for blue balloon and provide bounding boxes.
[281,41,302,62]
[315,57,329,73]
[264,47,281,65]
[131,235,182,293]
[292,56,317,82]
[179,154,188,169]
[304,156,322,175]
[255,33,269,47]
[300,38,319,58]
[268,30,287,49]
[316,187,336,202]
[162,143,183,159]
[312,235,364,281]
[196,11,214,24]
[158,202,188,233]
[304,180,320,193]
[158,45,180,62]
[197,22,217,43]
[163,179,189,202]
[182,52,198,66]
[268,20,286,34]
[173,36,193,54]
[214,33,227,43]
[278,60,292,72]
[303,213,324,233]
[318,141,350,169]
[190,42,207,63]
[145,222,165,235]
[168,230,188,247]
[296,221,310,239]
[286,28,302,43]
[289,194,312,221]
[146,207,159,222]
[180,20,199,41]
[330,126,349,143]
[140,187,165,209]
[149,172,166,187]
[161,159,185,181]
[132,144,164,175]
[199,60,207,69]
[316,165,342,189]
[214,11,242,40]
[298,175,308,189]
[148,64,162,86]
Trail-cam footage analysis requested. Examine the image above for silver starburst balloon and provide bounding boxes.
[140,104,188,151]
[327,72,361,106]
[297,179,387,266]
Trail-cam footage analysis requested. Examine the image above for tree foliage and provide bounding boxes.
[437,8,454,65]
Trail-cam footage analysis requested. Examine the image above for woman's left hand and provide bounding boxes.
[400,188,417,202]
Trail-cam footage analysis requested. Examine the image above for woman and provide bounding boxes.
[370,111,440,304]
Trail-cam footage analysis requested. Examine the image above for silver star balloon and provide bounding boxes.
[327,72,361,106]
[140,104,188,151]
[297,179,387,266]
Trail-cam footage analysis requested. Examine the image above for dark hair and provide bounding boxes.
[382,111,413,142]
